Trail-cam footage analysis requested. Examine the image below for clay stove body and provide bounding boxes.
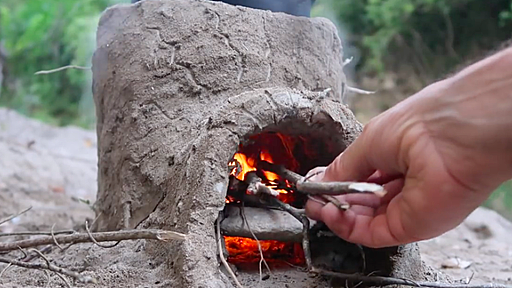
[91,0,425,287]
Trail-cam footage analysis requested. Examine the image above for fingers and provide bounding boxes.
[304,177,407,247]
[302,107,417,247]
[305,193,382,220]
[319,204,403,248]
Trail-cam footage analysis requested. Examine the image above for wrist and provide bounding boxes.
[449,46,512,85]
[418,48,512,190]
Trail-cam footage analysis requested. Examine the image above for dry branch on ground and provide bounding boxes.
[0,229,186,252]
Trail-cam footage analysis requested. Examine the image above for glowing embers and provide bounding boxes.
[224,236,305,269]
[224,132,310,269]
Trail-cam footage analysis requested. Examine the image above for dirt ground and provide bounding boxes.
[0,107,511,287]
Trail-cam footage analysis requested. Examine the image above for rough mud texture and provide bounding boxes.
[0,108,175,288]
[91,1,427,287]
[92,0,346,232]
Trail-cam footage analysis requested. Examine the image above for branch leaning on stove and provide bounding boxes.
[130,0,316,17]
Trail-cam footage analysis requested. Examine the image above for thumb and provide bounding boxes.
[322,129,376,182]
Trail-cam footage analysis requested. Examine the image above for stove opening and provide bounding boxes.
[220,128,356,271]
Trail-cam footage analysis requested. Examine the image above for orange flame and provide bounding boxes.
[260,151,280,182]
[225,132,305,268]
[224,236,305,268]
[229,150,281,183]
[229,153,256,181]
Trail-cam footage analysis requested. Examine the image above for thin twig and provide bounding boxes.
[321,195,350,211]
[0,254,95,284]
[0,230,75,237]
[85,220,120,248]
[0,229,186,252]
[21,245,53,262]
[307,195,327,206]
[43,270,51,288]
[0,206,33,226]
[345,86,376,95]
[30,249,72,288]
[240,204,271,283]
[311,268,512,288]
[216,215,244,288]
[34,65,90,75]
[298,181,386,197]
[17,247,28,259]
[256,185,313,270]
[343,57,354,66]
[50,224,65,251]
[0,262,12,278]
[89,211,102,229]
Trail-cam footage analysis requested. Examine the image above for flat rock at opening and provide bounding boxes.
[221,205,315,242]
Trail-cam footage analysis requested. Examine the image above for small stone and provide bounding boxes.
[440,257,472,269]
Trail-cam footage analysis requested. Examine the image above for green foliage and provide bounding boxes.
[2,0,512,127]
[315,0,512,77]
[0,0,125,127]
[499,2,512,26]
[485,180,512,220]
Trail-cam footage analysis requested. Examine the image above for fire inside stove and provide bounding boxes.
[223,132,322,269]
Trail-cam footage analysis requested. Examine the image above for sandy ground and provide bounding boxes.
[0,108,511,287]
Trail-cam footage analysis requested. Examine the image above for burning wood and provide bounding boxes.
[223,135,391,273]
[245,172,279,197]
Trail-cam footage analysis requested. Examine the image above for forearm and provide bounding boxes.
[421,47,512,189]
[444,46,512,149]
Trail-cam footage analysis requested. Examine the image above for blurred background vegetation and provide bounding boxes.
[0,0,511,218]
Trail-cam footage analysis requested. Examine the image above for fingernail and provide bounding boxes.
[305,167,327,182]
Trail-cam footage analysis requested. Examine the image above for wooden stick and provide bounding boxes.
[0,229,186,252]
[0,254,96,284]
[258,161,387,197]
[255,184,312,270]
[0,207,33,226]
[298,181,387,197]
[245,172,263,195]
[253,182,280,197]
[240,204,271,282]
[0,230,75,237]
[320,195,350,211]
[216,215,244,288]
[34,65,90,75]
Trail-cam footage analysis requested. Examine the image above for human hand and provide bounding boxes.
[305,48,512,248]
